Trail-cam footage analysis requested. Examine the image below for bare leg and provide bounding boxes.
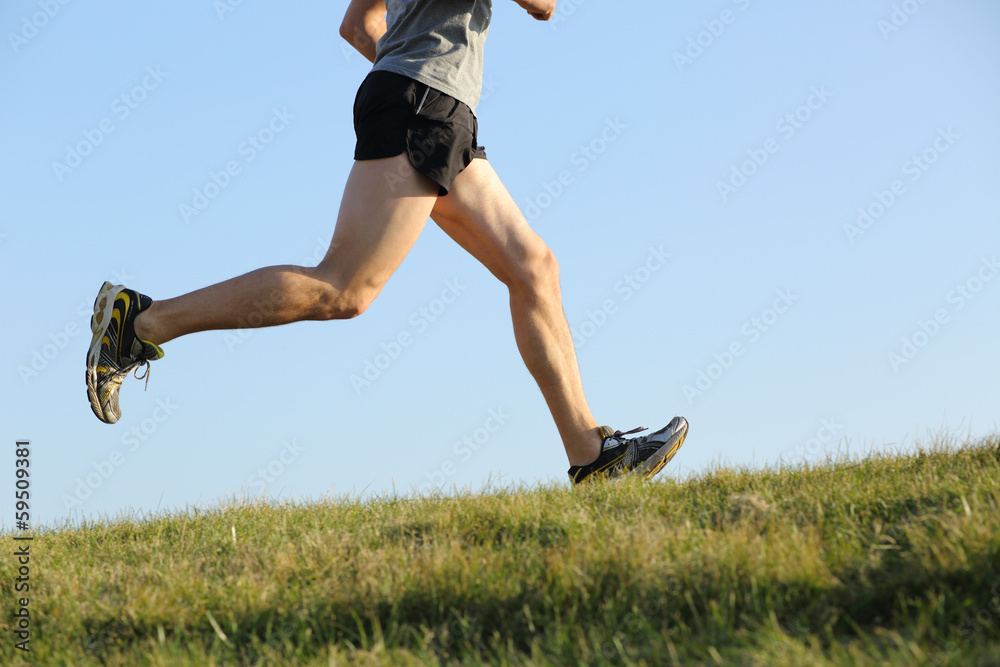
[134,155,438,344]
[431,160,603,466]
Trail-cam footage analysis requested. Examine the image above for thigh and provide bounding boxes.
[319,153,439,301]
[430,159,551,287]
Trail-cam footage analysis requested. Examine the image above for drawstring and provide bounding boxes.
[415,86,430,114]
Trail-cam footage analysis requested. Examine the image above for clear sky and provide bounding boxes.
[2,0,998,529]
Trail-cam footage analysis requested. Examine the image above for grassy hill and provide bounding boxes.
[3,435,1000,665]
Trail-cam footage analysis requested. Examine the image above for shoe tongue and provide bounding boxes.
[599,426,618,448]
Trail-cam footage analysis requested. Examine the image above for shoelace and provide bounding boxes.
[133,360,151,391]
[613,426,647,439]
[604,427,648,456]
[110,358,151,391]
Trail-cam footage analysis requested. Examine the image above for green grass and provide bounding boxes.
[3,435,1000,665]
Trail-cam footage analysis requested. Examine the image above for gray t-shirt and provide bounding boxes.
[372,0,492,113]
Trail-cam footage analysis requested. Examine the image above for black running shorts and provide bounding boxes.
[353,70,487,196]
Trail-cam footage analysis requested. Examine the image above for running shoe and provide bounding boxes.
[568,416,688,484]
[85,282,164,424]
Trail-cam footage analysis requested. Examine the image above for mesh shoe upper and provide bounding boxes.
[568,417,688,484]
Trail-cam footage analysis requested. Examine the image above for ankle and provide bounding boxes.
[567,426,605,467]
[133,308,156,344]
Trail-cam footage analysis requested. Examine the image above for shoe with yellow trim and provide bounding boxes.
[568,417,688,484]
[85,282,164,424]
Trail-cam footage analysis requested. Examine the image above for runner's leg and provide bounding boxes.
[134,154,437,344]
[430,159,603,466]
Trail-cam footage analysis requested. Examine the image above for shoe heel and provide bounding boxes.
[87,283,122,363]
[90,282,117,334]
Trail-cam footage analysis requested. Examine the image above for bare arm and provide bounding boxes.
[339,0,387,63]
[512,0,556,21]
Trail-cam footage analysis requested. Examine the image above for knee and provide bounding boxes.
[508,244,560,298]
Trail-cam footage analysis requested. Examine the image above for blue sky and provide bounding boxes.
[2,0,998,529]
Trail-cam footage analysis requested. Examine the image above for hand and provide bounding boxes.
[515,0,555,21]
